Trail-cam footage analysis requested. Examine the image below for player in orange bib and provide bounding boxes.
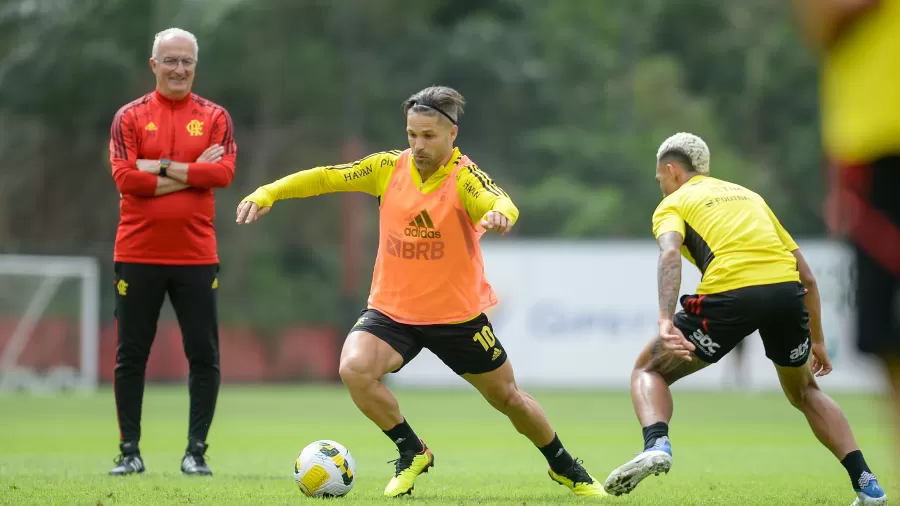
[235,86,606,498]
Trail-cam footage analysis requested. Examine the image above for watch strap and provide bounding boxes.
[159,158,170,178]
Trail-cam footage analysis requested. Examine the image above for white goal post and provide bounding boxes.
[0,255,100,392]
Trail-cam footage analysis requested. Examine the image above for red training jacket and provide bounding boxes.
[109,90,237,265]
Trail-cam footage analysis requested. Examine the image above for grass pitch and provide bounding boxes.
[0,385,895,505]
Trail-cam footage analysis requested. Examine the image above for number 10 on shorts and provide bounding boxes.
[473,326,496,351]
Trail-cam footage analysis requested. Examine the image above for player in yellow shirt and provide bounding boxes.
[235,86,606,499]
[603,133,885,505]
[794,2,900,497]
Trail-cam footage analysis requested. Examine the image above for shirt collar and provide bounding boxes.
[154,89,193,108]
[685,174,708,186]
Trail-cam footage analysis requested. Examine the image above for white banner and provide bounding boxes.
[387,240,885,392]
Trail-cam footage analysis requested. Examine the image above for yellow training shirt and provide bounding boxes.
[652,175,800,295]
[243,147,519,226]
[821,1,900,162]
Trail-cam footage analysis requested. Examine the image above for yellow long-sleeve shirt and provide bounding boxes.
[242,147,519,225]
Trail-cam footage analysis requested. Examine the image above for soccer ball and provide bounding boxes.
[294,440,357,497]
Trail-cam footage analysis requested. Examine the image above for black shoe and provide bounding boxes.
[109,441,145,476]
[560,458,597,486]
[181,440,212,476]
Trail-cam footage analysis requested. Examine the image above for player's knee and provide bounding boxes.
[505,388,529,413]
[633,342,654,372]
[784,381,819,410]
[186,355,219,369]
[183,343,218,366]
[116,345,152,367]
[338,355,374,388]
[632,339,670,379]
[114,357,148,374]
[337,358,359,385]
[487,384,526,414]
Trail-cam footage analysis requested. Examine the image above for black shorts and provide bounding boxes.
[674,281,811,367]
[833,156,900,355]
[351,309,508,375]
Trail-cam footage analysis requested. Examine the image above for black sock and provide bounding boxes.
[119,440,139,456]
[383,419,424,454]
[841,450,874,489]
[642,422,669,451]
[539,433,575,474]
[186,438,208,456]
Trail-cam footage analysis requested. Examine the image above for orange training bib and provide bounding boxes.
[367,149,498,324]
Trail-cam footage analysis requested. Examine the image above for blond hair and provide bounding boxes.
[656,132,710,175]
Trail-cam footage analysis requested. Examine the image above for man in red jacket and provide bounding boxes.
[107,27,236,477]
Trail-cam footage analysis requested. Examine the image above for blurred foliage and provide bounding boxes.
[0,0,823,327]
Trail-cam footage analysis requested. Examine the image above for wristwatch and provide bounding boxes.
[159,158,171,178]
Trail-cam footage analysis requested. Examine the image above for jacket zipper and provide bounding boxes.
[168,103,176,158]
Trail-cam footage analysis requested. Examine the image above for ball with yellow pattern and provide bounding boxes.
[294,440,356,497]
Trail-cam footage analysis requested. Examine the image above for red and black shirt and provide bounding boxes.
[109,90,237,264]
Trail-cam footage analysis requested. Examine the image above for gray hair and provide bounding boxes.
[402,86,466,124]
[656,132,710,175]
[152,28,198,60]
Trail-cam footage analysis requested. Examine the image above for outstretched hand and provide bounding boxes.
[235,200,271,224]
[480,211,513,235]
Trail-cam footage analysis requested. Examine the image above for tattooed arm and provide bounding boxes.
[655,231,696,361]
[657,231,684,321]
[651,199,694,360]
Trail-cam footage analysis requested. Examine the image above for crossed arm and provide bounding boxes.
[134,145,227,195]
[109,109,236,197]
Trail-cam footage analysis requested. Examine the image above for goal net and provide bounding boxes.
[0,255,100,393]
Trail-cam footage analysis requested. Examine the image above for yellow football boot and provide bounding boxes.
[548,458,609,497]
[383,440,434,497]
